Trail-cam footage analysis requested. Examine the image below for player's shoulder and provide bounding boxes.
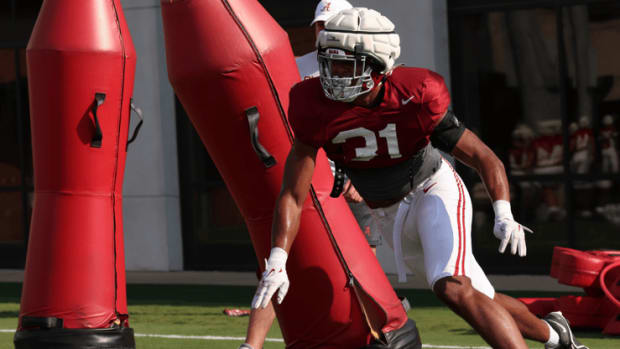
[289,78,326,124]
[290,77,323,102]
[288,78,333,148]
[389,66,447,90]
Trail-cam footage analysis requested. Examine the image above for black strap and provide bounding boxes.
[21,316,63,329]
[245,107,276,168]
[90,93,106,148]
[126,98,144,150]
[429,110,466,154]
[329,163,346,198]
[409,161,414,191]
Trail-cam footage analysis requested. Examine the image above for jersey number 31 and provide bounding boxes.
[332,123,402,161]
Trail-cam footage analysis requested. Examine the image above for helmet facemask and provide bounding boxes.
[318,48,375,102]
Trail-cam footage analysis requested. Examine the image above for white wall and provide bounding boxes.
[121,0,183,271]
[352,0,451,84]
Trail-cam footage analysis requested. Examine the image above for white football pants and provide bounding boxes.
[373,158,495,299]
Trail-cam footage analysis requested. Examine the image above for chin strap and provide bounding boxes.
[375,63,401,87]
[374,76,387,90]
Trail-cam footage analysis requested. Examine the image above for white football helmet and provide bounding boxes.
[536,119,561,136]
[569,122,578,134]
[579,115,590,128]
[512,124,534,141]
[316,8,400,102]
[603,114,614,126]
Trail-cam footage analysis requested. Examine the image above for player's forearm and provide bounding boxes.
[271,194,303,252]
[452,130,510,202]
[245,304,276,349]
[477,153,510,202]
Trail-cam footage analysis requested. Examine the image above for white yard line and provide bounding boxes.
[422,346,491,349]
[134,333,284,342]
[1,329,500,348]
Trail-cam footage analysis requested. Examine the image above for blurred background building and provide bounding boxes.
[1,0,619,275]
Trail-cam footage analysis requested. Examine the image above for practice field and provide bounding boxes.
[0,283,617,349]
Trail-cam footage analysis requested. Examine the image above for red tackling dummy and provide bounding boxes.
[160,0,411,348]
[520,247,620,336]
[16,0,136,347]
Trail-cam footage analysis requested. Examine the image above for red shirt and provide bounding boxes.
[570,128,593,152]
[288,67,450,169]
[532,135,563,167]
[509,146,535,171]
[600,126,617,149]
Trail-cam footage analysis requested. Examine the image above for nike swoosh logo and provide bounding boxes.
[423,183,436,193]
[402,96,415,105]
[548,320,568,335]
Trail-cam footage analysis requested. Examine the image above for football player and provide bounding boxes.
[251,7,588,349]
[240,3,383,349]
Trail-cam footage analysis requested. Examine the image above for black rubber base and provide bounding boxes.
[363,319,422,349]
[14,327,135,349]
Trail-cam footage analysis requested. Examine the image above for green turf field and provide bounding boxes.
[0,283,618,348]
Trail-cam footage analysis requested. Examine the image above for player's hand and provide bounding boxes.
[343,180,363,203]
[492,200,533,257]
[493,217,533,256]
[251,247,289,309]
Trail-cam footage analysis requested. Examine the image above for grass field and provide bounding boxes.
[0,283,618,348]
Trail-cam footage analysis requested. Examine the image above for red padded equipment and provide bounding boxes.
[517,298,558,317]
[553,247,606,288]
[603,314,620,336]
[600,261,620,309]
[520,247,620,336]
[550,246,575,279]
[600,261,620,335]
[557,295,616,328]
[15,0,136,347]
[160,1,412,348]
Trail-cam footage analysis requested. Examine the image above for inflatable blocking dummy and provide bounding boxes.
[161,1,418,348]
[15,0,137,348]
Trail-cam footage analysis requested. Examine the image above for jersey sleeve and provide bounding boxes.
[288,83,326,149]
[421,70,451,130]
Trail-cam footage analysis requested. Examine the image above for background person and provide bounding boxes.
[239,2,381,348]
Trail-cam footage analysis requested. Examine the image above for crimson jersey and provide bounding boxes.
[600,126,617,150]
[509,146,535,172]
[533,135,563,168]
[289,67,451,170]
[570,128,593,152]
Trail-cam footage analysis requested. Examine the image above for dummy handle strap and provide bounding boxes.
[126,98,144,150]
[21,316,63,329]
[330,163,346,198]
[245,107,276,168]
[90,93,106,148]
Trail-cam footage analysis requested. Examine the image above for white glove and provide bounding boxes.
[251,247,289,309]
[493,200,533,257]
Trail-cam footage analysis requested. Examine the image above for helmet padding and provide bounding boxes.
[317,8,400,74]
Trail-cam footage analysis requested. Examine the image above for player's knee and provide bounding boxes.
[432,276,475,307]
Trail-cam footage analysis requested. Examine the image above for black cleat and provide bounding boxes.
[543,311,589,349]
